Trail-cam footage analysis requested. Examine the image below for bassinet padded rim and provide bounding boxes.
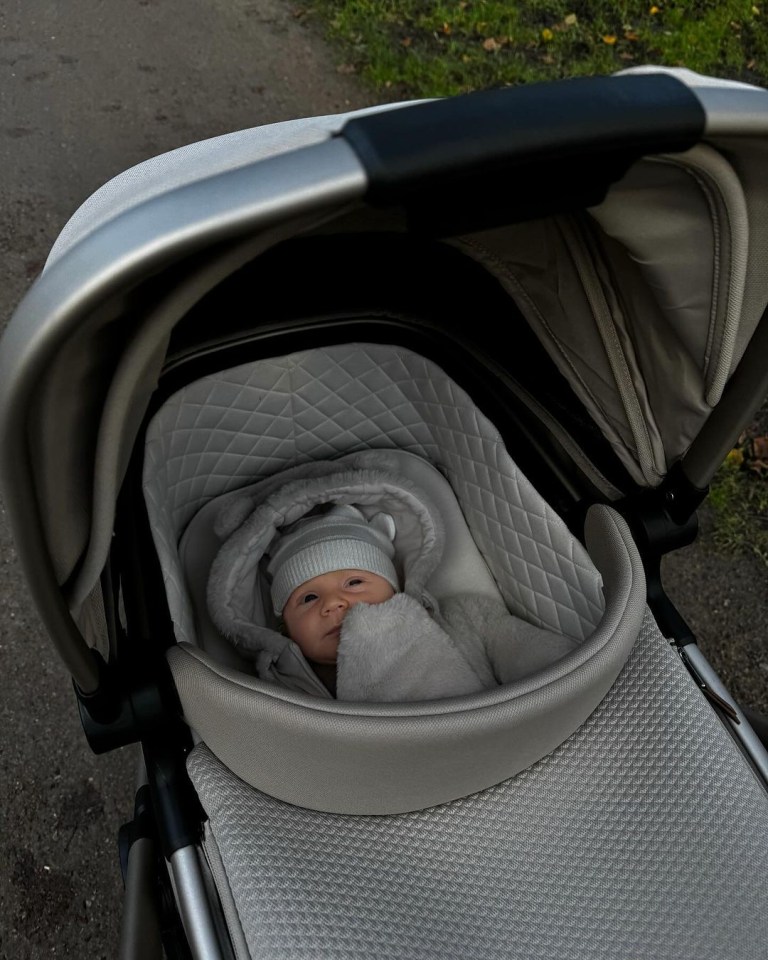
[145,343,645,811]
[167,504,645,814]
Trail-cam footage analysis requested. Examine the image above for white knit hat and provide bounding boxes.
[267,504,398,614]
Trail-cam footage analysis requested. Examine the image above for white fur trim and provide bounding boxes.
[336,593,488,702]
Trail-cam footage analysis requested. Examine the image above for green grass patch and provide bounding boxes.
[311,0,767,97]
[709,450,768,567]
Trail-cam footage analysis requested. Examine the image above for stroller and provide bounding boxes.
[2,65,768,959]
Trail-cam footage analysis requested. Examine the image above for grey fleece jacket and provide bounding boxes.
[206,452,578,702]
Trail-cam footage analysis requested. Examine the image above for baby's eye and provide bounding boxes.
[347,577,364,587]
[300,592,318,604]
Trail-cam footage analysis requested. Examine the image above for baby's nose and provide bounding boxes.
[323,595,348,614]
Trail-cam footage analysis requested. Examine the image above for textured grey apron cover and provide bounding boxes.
[188,613,768,960]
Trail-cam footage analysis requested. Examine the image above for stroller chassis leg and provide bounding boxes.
[171,845,227,960]
[120,836,164,960]
[681,642,768,787]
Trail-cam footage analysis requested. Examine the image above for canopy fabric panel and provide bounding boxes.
[4,69,768,652]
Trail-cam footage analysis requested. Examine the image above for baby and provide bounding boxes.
[267,505,401,692]
[209,480,579,702]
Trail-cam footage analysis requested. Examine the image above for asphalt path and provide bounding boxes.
[0,2,370,956]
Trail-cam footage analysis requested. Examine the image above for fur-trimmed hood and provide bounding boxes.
[207,451,450,694]
[206,450,578,701]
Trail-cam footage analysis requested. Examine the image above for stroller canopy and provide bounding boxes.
[1,66,768,690]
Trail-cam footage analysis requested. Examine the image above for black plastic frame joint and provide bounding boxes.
[142,737,204,860]
[75,648,175,754]
[616,464,708,644]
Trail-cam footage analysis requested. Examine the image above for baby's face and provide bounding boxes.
[282,569,395,665]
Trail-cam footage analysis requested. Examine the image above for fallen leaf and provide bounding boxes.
[401,36,412,47]
[750,436,768,459]
[541,53,555,64]
[541,27,554,41]
[726,448,745,467]
[649,5,661,14]
[564,13,577,25]
[602,34,617,44]
[747,59,757,69]
[624,29,640,41]
[483,37,502,51]
[442,22,452,34]
[619,52,636,60]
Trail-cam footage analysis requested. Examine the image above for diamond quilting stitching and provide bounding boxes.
[144,344,604,638]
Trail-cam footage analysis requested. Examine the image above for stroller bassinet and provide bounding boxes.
[2,67,768,959]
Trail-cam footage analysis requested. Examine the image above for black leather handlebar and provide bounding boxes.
[339,74,705,234]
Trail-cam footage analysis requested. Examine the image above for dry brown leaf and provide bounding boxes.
[750,436,768,459]
[483,37,502,52]
[401,36,412,47]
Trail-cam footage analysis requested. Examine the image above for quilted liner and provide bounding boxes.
[143,343,604,645]
[188,611,768,960]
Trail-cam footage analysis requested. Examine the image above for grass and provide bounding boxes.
[310,0,768,98]
[709,447,768,567]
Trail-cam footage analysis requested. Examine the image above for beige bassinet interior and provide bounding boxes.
[145,342,646,813]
